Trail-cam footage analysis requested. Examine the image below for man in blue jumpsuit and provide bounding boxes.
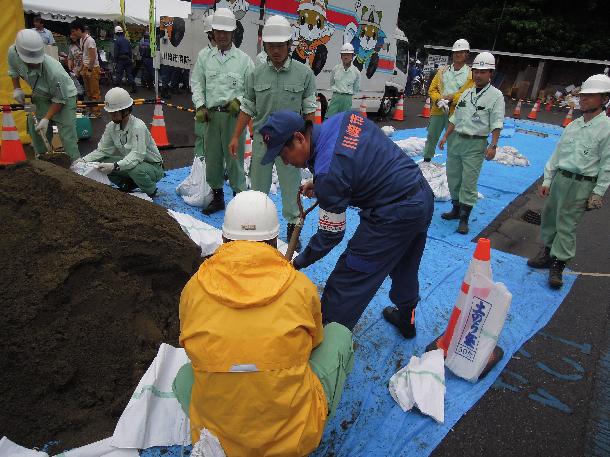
[259,110,434,336]
[113,26,137,93]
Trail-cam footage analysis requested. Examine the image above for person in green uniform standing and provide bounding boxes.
[9,29,80,161]
[438,51,504,234]
[192,14,216,161]
[191,8,254,214]
[528,74,610,288]
[81,88,164,197]
[325,43,360,119]
[229,15,317,250]
[422,38,473,162]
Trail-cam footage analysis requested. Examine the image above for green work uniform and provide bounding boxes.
[447,83,505,206]
[241,58,317,224]
[191,46,253,193]
[423,64,471,160]
[8,46,80,160]
[325,63,360,118]
[192,44,216,160]
[83,116,164,195]
[540,111,610,261]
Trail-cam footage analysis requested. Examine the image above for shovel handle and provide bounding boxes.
[285,222,303,261]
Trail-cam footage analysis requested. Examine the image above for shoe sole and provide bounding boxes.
[441,214,460,220]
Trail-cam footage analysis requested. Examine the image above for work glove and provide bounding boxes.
[195,106,209,123]
[228,98,241,115]
[586,193,603,210]
[96,163,115,174]
[13,88,25,105]
[436,99,449,114]
[35,118,49,136]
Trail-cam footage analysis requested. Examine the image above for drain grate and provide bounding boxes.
[522,209,542,225]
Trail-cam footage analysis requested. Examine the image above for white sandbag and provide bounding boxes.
[190,429,226,457]
[381,126,395,137]
[167,210,223,257]
[128,192,153,202]
[0,437,48,457]
[445,272,512,382]
[494,146,530,167]
[418,162,451,201]
[394,137,426,157]
[176,157,213,209]
[70,161,113,186]
[55,438,138,457]
[389,349,445,423]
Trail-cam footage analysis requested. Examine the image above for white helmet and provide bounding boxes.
[203,14,214,33]
[472,51,495,70]
[114,25,124,33]
[262,15,292,43]
[212,8,237,32]
[104,87,133,112]
[222,191,280,241]
[14,29,45,64]
[579,74,610,94]
[452,38,470,52]
[340,43,354,54]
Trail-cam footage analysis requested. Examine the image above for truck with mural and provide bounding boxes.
[160,0,409,116]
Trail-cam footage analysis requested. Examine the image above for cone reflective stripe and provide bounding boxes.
[0,105,27,164]
[512,100,522,118]
[392,95,405,121]
[359,98,367,118]
[150,101,171,149]
[314,98,322,124]
[527,99,540,120]
[562,107,574,127]
[426,238,492,356]
[419,97,431,118]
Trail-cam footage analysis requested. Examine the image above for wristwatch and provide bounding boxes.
[113,162,120,172]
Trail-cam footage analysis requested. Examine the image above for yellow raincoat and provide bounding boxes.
[428,65,473,116]
[179,241,327,456]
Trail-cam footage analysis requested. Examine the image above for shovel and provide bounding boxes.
[285,188,318,261]
[24,102,54,155]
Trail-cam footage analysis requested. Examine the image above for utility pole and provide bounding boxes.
[492,0,507,51]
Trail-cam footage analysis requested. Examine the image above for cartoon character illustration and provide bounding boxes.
[344,4,386,79]
[215,0,250,48]
[291,0,335,76]
[160,16,186,47]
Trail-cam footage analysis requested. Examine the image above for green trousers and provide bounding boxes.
[28,95,80,160]
[325,93,353,119]
[100,156,164,195]
[172,322,354,420]
[194,119,206,159]
[204,111,245,193]
[422,113,449,160]
[250,133,300,224]
[446,134,486,206]
[540,172,595,262]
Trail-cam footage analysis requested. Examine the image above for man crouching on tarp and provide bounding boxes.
[174,190,354,456]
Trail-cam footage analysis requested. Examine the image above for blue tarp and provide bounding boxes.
[140,125,574,457]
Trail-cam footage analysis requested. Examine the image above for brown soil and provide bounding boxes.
[38,152,72,169]
[0,161,201,451]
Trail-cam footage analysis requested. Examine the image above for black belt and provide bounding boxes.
[457,132,487,140]
[559,169,597,182]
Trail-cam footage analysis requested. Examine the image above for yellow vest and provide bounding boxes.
[179,241,327,456]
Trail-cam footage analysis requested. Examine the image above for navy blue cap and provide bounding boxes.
[259,110,305,165]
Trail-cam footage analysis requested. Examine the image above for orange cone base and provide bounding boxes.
[477,345,504,379]
[151,128,172,149]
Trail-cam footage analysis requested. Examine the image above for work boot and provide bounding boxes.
[203,188,225,215]
[287,223,302,252]
[527,246,553,269]
[117,178,137,193]
[441,200,460,220]
[549,257,566,289]
[383,302,417,339]
[423,157,432,163]
[457,204,472,234]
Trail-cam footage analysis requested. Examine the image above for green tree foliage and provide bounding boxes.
[398,0,610,59]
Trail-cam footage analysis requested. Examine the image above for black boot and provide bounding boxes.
[441,200,460,220]
[549,257,566,289]
[527,246,553,269]
[423,157,432,163]
[203,188,225,215]
[286,223,302,252]
[457,204,472,234]
[383,300,417,339]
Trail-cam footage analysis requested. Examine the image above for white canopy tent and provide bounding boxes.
[23,0,191,25]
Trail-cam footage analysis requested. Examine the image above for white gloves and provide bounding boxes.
[13,88,25,105]
[587,193,603,210]
[436,99,450,114]
[35,118,49,135]
[96,163,115,174]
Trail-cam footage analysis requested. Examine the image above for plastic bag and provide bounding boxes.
[445,272,512,382]
[190,429,226,457]
[70,160,113,185]
[176,157,213,209]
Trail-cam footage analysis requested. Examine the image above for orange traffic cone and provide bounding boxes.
[244,124,252,159]
[392,95,405,121]
[562,107,574,128]
[419,97,431,118]
[527,99,541,120]
[512,100,522,118]
[545,98,553,112]
[426,238,492,356]
[150,100,172,149]
[0,105,27,164]
[359,98,367,118]
[314,98,322,124]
